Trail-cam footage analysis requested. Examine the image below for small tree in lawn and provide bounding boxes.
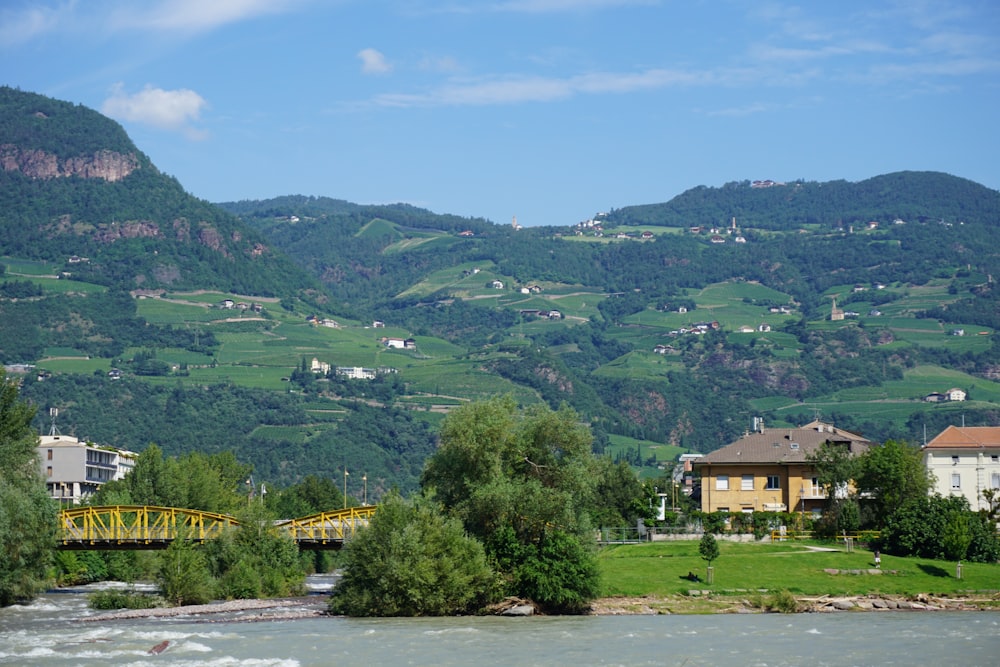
[699,533,720,584]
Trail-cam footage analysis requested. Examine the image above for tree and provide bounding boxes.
[204,501,304,599]
[699,532,720,566]
[941,509,972,562]
[155,525,214,606]
[329,492,494,616]
[0,369,57,606]
[808,441,861,537]
[420,397,602,613]
[854,440,931,528]
[591,458,651,528]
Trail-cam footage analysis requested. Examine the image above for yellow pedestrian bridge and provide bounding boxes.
[57,505,377,551]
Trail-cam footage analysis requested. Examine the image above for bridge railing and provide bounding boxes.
[278,506,377,548]
[59,505,241,548]
[57,505,377,549]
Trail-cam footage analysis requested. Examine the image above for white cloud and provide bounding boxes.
[108,0,305,34]
[418,55,461,73]
[0,0,309,45]
[358,48,392,75]
[371,67,714,108]
[101,84,208,139]
[489,0,656,11]
[705,103,773,118]
[403,0,656,15]
[0,2,68,47]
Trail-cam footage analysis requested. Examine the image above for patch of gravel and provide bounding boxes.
[86,597,327,622]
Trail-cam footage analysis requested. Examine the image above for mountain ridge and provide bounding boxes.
[4,86,999,493]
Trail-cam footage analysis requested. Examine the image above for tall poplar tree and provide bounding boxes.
[0,369,57,606]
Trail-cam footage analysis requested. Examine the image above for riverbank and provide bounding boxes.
[78,590,999,623]
[588,592,1000,615]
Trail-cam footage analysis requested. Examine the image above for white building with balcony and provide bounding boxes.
[37,435,137,504]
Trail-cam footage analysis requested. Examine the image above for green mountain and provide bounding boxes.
[606,172,1000,229]
[4,87,1000,497]
[0,86,316,297]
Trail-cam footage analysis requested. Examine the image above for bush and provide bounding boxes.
[500,528,601,614]
[218,559,262,600]
[749,589,801,613]
[329,492,496,616]
[88,589,162,610]
[880,495,996,562]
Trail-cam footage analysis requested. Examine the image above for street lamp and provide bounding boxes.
[343,469,349,509]
[362,474,368,506]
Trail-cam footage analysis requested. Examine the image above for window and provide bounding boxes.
[992,455,999,464]
[951,473,961,489]
[766,475,780,490]
[741,474,754,491]
[952,456,960,465]
[46,466,52,477]
[992,472,1000,490]
[47,449,53,460]
[716,475,729,491]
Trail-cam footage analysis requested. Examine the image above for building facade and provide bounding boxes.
[923,426,1000,512]
[695,420,871,516]
[37,434,136,504]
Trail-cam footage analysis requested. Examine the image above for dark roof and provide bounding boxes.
[698,421,871,465]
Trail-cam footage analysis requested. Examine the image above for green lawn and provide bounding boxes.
[598,540,999,598]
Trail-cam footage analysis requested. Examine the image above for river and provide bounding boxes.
[1,578,998,666]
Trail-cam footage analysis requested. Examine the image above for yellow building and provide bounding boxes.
[695,420,871,517]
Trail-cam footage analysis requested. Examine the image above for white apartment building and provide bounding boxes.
[37,434,136,504]
[923,426,1000,512]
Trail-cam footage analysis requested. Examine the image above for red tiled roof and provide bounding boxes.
[924,425,1000,449]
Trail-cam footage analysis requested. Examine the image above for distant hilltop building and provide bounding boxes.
[512,216,522,231]
[751,180,784,188]
[830,298,845,321]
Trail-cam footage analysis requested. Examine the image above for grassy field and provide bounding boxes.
[598,540,1000,600]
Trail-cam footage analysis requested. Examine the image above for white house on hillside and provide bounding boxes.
[923,426,1000,512]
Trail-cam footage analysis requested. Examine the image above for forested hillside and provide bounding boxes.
[3,87,1000,495]
[605,172,1000,230]
[0,86,318,298]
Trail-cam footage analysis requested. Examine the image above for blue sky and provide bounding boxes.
[4,1,999,227]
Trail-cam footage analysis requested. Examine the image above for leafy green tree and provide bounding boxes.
[854,440,931,528]
[329,492,495,616]
[156,525,214,606]
[941,510,972,562]
[0,369,57,606]
[205,501,304,599]
[591,458,651,528]
[420,397,602,613]
[809,441,863,537]
[699,532,720,566]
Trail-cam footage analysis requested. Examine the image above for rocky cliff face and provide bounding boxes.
[0,144,139,182]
